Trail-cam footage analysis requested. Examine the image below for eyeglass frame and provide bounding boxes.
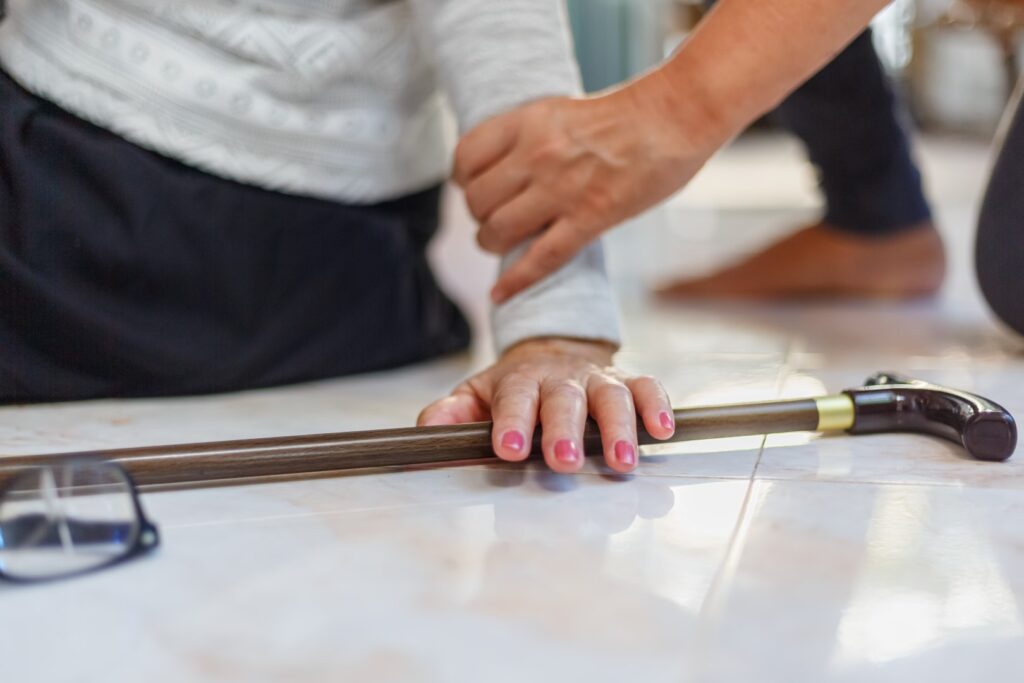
[0,457,160,584]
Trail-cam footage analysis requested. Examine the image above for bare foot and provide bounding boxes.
[655,221,946,301]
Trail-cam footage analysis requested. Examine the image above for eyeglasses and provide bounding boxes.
[0,459,159,583]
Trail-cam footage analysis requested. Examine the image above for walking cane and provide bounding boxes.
[0,373,1015,488]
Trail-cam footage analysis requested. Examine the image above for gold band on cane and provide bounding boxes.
[814,394,856,432]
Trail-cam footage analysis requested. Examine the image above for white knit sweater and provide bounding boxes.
[0,0,621,353]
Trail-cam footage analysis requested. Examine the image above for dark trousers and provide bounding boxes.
[977,83,1024,336]
[0,71,470,403]
[773,29,932,233]
[704,0,933,233]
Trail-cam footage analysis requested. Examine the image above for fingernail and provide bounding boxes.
[554,439,580,464]
[501,430,525,453]
[659,411,675,432]
[615,441,636,466]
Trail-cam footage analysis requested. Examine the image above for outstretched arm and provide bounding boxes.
[455,0,891,301]
[409,0,676,474]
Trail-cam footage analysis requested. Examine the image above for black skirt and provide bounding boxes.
[977,84,1024,338]
[0,70,470,403]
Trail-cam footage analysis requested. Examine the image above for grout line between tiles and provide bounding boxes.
[689,335,800,622]
[746,342,795,485]
[695,462,762,624]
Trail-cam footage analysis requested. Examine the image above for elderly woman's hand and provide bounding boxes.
[453,0,891,304]
[418,338,675,474]
[454,74,724,303]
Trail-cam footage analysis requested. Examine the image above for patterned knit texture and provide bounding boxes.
[0,0,620,351]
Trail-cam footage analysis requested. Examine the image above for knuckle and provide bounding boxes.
[531,137,572,166]
[565,219,596,244]
[569,158,597,184]
[633,375,660,391]
[465,191,488,222]
[524,101,554,126]
[603,379,632,398]
[545,379,586,403]
[485,213,514,245]
[476,226,497,252]
[535,240,569,270]
[585,187,616,216]
[454,141,482,180]
[551,177,579,204]
[492,381,532,408]
[510,361,536,377]
[595,382,632,408]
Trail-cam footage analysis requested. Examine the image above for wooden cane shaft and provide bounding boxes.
[0,399,820,487]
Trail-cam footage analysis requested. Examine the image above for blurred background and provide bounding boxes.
[567,0,1022,134]
[437,0,1021,357]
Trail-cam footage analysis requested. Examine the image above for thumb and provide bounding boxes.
[417,388,490,426]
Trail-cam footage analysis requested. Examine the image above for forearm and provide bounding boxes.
[407,0,582,130]
[453,0,893,298]
[410,0,621,350]
[492,240,620,354]
[640,0,891,149]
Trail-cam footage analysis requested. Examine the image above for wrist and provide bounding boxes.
[635,47,750,155]
[615,64,734,171]
[501,336,616,364]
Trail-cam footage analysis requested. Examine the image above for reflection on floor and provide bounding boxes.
[2,134,1022,682]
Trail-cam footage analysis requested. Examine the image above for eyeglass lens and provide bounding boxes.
[0,462,141,581]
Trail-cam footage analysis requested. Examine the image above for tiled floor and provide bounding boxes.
[3,133,1023,682]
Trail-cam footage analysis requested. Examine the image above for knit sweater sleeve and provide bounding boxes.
[408,0,621,353]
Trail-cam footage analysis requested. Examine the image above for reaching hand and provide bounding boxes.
[454,76,719,303]
[418,338,675,474]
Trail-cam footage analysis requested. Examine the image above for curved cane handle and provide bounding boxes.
[844,373,1017,462]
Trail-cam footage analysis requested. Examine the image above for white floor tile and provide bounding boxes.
[695,480,1024,682]
[3,472,751,683]
[3,132,1021,681]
